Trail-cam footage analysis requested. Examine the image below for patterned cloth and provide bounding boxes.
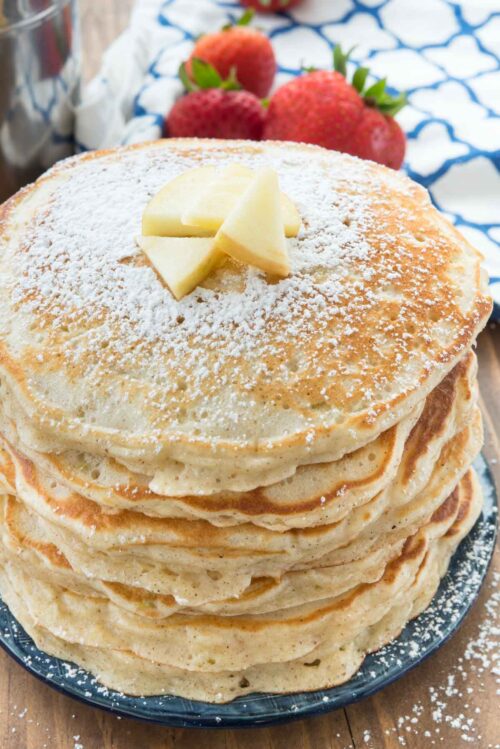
[76,0,500,318]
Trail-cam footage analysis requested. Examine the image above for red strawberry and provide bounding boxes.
[347,108,406,170]
[264,70,365,153]
[187,10,276,98]
[264,46,407,169]
[240,0,302,11]
[166,62,265,140]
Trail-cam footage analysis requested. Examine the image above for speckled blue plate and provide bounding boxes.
[0,454,497,728]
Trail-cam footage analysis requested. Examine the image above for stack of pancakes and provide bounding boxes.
[0,140,491,702]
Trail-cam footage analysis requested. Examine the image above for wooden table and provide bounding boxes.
[0,3,498,747]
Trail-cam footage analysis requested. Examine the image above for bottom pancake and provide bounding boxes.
[0,469,482,701]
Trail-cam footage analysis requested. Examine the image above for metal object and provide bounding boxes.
[0,0,80,202]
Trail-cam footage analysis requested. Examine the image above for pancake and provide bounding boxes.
[0,405,482,614]
[0,476,470,671]
[0,438,14,494]
[0,354,478,557]
[0,140,491,493]
[0,492,406,618]
[0,400,422,528]
[0,399,481,581]
[0,469,482,699]
[0,351,477,530]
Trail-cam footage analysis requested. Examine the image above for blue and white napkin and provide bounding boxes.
[75,0,500,318]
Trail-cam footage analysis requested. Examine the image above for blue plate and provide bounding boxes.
[0,454,497,728]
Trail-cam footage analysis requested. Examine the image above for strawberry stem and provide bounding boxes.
[332,44,407,117]
[220,66,242,91]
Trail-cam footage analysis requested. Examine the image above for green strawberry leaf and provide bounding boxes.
[352,66,369,94]
[333,44,354,77]
[191,58,223,89]
[179,59,242,92]
[236,8,255,25]
[377,92,408,116]
[364,77,387,103]
[223,8,255,30]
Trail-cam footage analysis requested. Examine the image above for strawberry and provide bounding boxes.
[265,71,364,153]
[187,10,276,98]
[166,61,265,140]
[347,108,406,170]
[240,0,302,12]
[264,46,407,169]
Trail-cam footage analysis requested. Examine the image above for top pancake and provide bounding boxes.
[0,139,491,491]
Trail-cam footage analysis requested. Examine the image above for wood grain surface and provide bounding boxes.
[0,3,498,747]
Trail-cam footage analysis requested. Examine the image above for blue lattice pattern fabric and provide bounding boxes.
[75,0,500,317]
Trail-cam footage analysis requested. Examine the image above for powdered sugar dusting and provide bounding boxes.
[15,146,374,350]
[2,141,488,444]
